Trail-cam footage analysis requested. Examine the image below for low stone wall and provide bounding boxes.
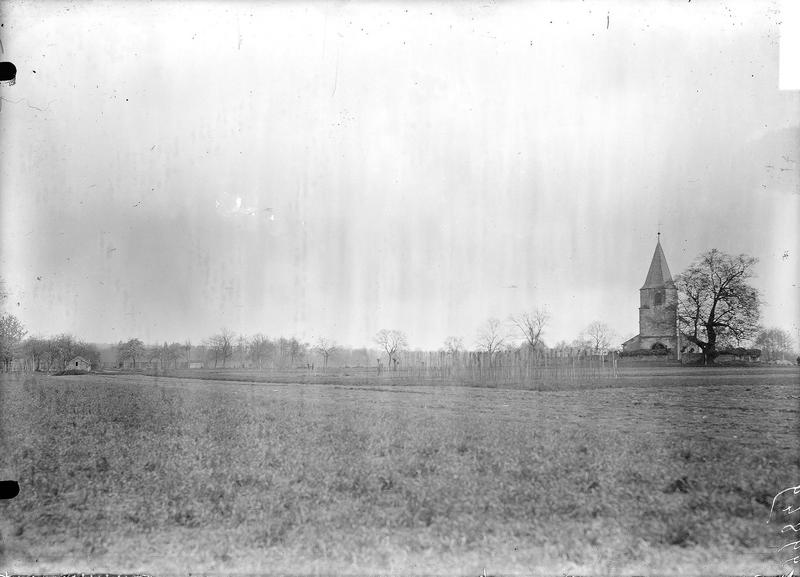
[617,356,682,368]
[681,350,762,365]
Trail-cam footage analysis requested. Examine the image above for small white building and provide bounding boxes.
[66,356,92,371]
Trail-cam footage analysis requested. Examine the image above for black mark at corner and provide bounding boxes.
[0,479,20,499]
[0,61,17,83]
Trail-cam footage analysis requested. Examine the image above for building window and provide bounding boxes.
[654,291,664,306]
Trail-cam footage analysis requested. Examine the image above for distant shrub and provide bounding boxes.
[716,348,761,359]
[680,352,705,365]
[54,369,89,376]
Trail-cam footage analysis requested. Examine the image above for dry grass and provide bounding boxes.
[150,363,797,392]
[1,370,798,575]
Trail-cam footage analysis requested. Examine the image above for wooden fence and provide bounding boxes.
[376,349,620,386]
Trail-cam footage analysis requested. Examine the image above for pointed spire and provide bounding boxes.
[641,236,675,289]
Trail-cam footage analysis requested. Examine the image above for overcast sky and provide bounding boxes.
[1,1,798,350]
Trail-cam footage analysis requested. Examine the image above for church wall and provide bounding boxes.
[636,335,678,351]
[639,305,677,336]
[639,287,678,337]
[621,336,641,352]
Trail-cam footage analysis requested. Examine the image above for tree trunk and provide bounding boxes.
[703,324,718,364]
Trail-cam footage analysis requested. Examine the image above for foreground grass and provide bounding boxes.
[1,373,798,575]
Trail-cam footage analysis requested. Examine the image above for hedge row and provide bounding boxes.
[619,348,669,357]
[716,348,761,357]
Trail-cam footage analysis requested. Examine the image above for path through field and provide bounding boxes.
[1,371,798,575]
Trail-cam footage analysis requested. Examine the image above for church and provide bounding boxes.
[621,236,682,358]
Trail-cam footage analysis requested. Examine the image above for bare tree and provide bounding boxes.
[552,340,571,355]
[165,342,183,368]
[204,336,220,367]
[676,249,760,363]
[206,329,235,368]
[288,337,305,367]
[117,338,144,369]
[0,313,26,371]
[236,335,248,368]
[374,329,408,371]
[511,309,549,353]
[475,318,506,363]
[754,327,794,361]
[145,344,162,368]
[50,334,76,368]
[314,337,337,370]
[183,340,192,368]
[222,329,235,366]
[569,337,594,354]
[584,321,614,354]
[443,336,464,356]
[248,334,274,369]
[276,337,290,367]
[21,336,48,371]
[0,277,8,308]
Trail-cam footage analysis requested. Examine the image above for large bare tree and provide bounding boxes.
[675,249,760,362]
[511,309,549,353]
[374,329,408,371]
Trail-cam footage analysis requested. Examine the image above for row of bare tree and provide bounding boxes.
[200,332,335,370]
[373,313,616,370]
[11,334,101,372]
[1,249,797,371]
[111,333,346,371]
[105,249,793,370]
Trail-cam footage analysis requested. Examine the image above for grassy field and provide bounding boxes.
[1,369,798,575]
[142,362,798,391]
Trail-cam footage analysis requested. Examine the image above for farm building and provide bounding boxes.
[66,356,92,371]
[621,236,698,360]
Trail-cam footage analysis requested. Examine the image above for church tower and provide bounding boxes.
[622,235,679,356]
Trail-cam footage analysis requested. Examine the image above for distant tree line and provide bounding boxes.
[5,317,794,374]
[1,247,798,373]
[112,332,368,371]
[7,333,101,372]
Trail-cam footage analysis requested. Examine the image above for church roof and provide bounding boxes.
[641,239,675,289]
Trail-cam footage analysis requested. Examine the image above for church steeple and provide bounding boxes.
[623,234,680,358]
[641,237,675,289]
